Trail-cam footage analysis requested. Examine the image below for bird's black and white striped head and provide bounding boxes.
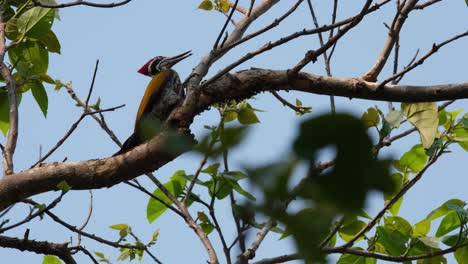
[138,50,192,77]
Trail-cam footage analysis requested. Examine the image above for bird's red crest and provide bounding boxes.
[137,59,154,76]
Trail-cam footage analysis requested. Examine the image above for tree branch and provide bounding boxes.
[363,0,419,81]
[0,19,18,176]
[0,235,76,264]
[32,0,133,8]
[1,69,468,210]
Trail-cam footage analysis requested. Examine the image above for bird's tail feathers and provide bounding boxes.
[113,132,141,157]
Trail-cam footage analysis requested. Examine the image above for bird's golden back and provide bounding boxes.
[135,70,173,128]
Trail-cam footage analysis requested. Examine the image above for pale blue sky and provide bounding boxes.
[1,1,467,263]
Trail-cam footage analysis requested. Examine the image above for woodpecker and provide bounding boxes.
[114,50,192,156]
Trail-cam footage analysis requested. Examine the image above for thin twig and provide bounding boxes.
[414,0,443,10]
[22,199,144,250]
[363,0,419,81]
[290,0,373,75]
[64,84,122,147]
[380,31,468,87]
[32,0,133,8]
[247,0,255,16]
[124,180,184,218]
[31,105,125,167]
[236,220,276,264]
[214,0,239,49]
[201,0,391,89]
[85,60,99,109]
[0,193,64,233]
[76,191,93,248]
[270,91,309,114]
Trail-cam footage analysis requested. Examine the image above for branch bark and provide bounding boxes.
[0,68,467,210]
[0,235,76,264]
[0,18,18,176]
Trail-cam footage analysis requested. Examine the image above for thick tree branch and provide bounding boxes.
[0,68,467,210]
[0,235,76,264]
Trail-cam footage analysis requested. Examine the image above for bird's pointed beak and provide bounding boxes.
[163,50,192,68]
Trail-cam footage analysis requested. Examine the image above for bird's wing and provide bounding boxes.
[134,70,174,128]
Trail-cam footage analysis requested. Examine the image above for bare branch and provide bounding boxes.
[0,193,64,233]
[0,235,76,264]
[31,105,125,167]
[363,0,419,81]
[270,91,309,114]
[85,60,99,109]
[214,0,239,49]
[202,0,390,88]
[65,84,122,147]
[227,1,247,14]
[0,20,18,176]
[251,253,300,264]
[380,30,468,87]
[236,220,276,264]
[32,0,133,8]
[291,0,373,74]
[414,0,443,10]
[23,199,144,250]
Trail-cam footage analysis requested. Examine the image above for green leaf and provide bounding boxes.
[402,102,438,148]
[200,222,214,234]
[198,0,213,10]
[42,255,61,264]
[219,0,230,12]
[17,7,55,39]
[93,251,111,263]
[399,144,427,173]
[384,216,413,239]
[455,245,468,264]
[426,199,466,221]
[9,40,49,76]
[150,229,160,243]
[40,30,61,54]
[385,110,404,129]
[227,180,256,201]
[109,223,129,230]
[5,18,20,41]
[414,220,431,237]
[40,74,55,84]
[0,90,10,136]
[89,97,101,110]
[223,111,237,122]
[446,202,468,217]
[361,107,380,128]
[453,125,468,151]
[56,180,71,193]
[436,211,461,237]
[117,248,131,261]
[238,103,260,125]
[202,163,220,176]
[376,226,408,256]
[208,177,232,199]
[339,219,366,242]
[31,81,48,117]
[146,170,187,223]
